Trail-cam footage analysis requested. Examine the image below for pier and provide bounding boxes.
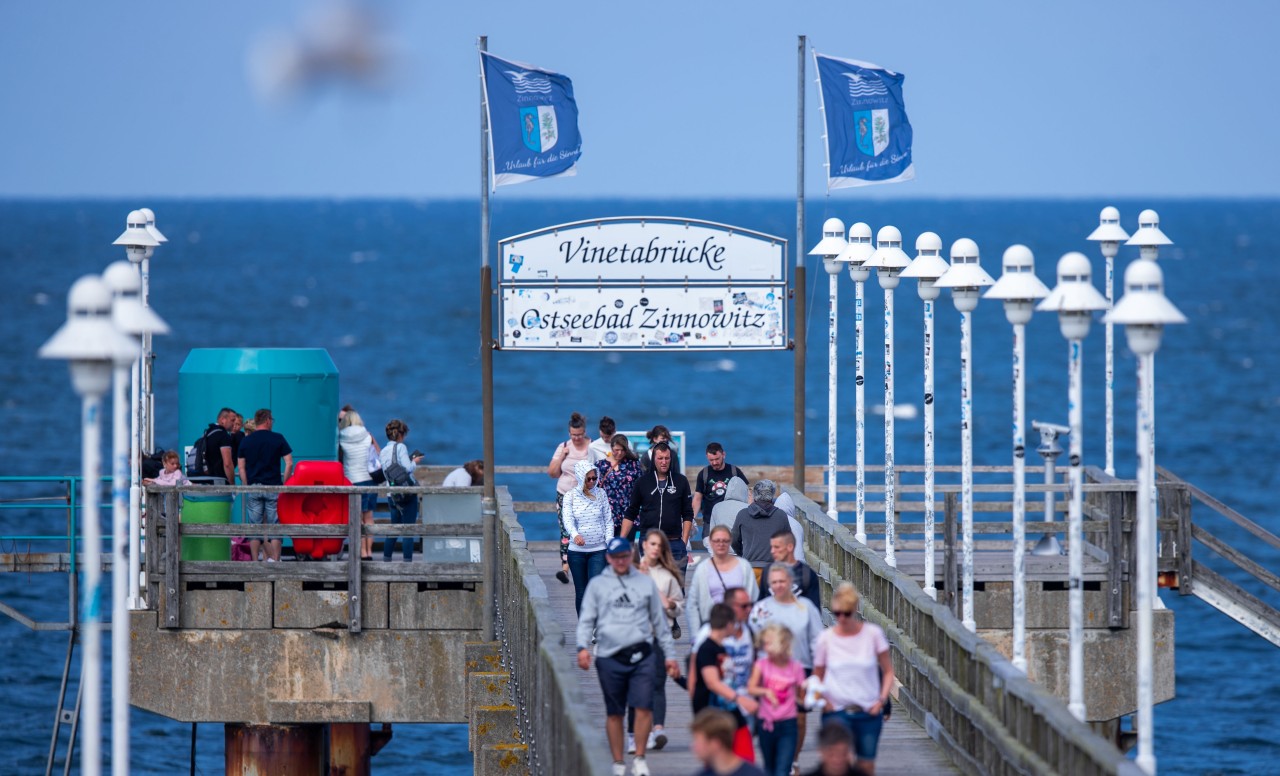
[1,458,1277,774]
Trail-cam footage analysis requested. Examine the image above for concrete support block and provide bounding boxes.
[268,700,370,724]
[979,607,1175,721]
[476,743,528,776]
[274,580,388,629]
[470,704,521,758]
[974,582,1112,630]
[165,582,272,629]
[467,673,511,713]
[465,642,504,675]
[390,582,483,630]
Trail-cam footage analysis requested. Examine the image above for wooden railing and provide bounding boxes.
[791,486,1144,776]
[490,488,612,776]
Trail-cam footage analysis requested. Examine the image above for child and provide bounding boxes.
[747,622,808,776]
[142,450,189,487]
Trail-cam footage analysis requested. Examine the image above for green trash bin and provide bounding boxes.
[182,480,232,561]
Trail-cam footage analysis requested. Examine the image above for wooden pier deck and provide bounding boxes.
[528,541,958,776]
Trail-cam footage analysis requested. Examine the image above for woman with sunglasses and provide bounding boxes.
[812,582,893,776]
[562,459,613,615]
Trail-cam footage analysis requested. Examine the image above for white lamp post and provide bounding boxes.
[934,238,995,631]
[1125,210,1172,544]
[863,226,911,568]
[40,276,140,776]
[811,218,849,520]
[1105,260,1184,774]
[984,245,1050,669]
[103,262,168,776]
[1037,252,1109,721]
[839,223,875,543]
[1087,207,1130,477]
[899,231,948,600]
[113,212,159,610]
[135,208,167,454]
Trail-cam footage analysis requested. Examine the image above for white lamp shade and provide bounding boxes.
[864,225,911,271]
[1103,260,1186,326]
[934,238,995,290]
[1087,206,1130,243]
[1036,252,1109,313]
[1126,209,1172,248]
[985,244,1050,301]
[809,217,848,259]
[139,207,168,243]
[901,231,949,280]
[39,275,140,365]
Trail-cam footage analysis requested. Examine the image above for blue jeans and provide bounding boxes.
[822,708,884,761]
[757,717,798,776]
[383,493,419,561]
[668,537,688,585]
[567,549,606,615]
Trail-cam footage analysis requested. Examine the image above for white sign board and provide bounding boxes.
[501,285,786,350]
[500,217,786,285]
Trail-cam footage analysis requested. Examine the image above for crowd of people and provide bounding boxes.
[555,413,895,776]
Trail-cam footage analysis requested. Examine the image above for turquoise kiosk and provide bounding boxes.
[178,348,339,560]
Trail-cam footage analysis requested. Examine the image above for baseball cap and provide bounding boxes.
[606,537,632,555]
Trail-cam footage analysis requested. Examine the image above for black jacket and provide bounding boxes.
[625,470,693,539]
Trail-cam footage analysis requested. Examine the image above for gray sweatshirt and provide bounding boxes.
[576,565,677,660]
[731,502,792,565]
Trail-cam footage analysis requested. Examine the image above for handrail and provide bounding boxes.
[491,487,612,776]
[791,485,1144,776]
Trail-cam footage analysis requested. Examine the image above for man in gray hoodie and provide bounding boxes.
[708,476,750,539]
[730,480,792,569]
[577,537,682,776]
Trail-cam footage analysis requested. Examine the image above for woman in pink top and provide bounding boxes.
[813,582,894,775]
[747,622,807,776]
[547,412,600,583]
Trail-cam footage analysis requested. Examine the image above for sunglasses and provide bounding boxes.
[832,610,855,618]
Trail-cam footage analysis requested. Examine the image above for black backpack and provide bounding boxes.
[186,426,216,477]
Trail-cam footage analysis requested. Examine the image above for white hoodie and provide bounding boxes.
[563,460,613,553]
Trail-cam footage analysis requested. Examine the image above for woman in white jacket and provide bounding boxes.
[686,524,758,636]
[563,459,613,615]
[338,411,379,560]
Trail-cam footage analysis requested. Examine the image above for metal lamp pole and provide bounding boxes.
[40,276,140,776]
[839,223,875,543]
[811,218,849,519]
[1125,210,1173,538]
[103,262,168,776]
[1037,252,1109,721]
[1106,259,1184,774]
[934,238,995,631]
[113,211,159,610]
[984,245,1050,669]
[899,231,948,599]
[1087,206,1130,477]
[864,226,911,567]
[136,208,167,454]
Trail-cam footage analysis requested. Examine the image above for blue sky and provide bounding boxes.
[2,1,1278,199]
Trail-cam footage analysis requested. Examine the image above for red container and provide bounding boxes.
[278,460,351,559]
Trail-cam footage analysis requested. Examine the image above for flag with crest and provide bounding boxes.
[814,53,914,189]
[481,51,582,188]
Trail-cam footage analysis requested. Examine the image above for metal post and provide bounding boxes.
[140,257,152,452]
[1012,323,1027,670]
[110,363,132,774]
[1135,352,1155,773]
[80,392,105,776]
[960,310,975,631]
[128,351,143,608]
[479,35,497,643]
[793,34,807,493]
[922,298,936,598]
[1067,339,1086,720]
[1105,252,1115,476]
[883,285,896,567]
[854,276,866,543]
[827,272,838,519]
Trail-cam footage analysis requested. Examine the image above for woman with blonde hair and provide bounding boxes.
[338,410,379,560]
[813,582,894,775]
[687,524,758,635]
[547,412,600,583]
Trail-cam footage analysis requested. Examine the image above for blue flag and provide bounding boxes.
[814,53,914,189]
[481,51,583,188]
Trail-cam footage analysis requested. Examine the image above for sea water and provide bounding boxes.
[1,199,1277,774]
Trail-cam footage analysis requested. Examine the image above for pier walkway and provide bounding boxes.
[527,540,959,776]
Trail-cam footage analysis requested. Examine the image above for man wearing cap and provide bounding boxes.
[578,537,682,776]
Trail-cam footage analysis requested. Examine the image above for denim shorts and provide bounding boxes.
[822,708,884,760]
[353,479,378,513]
[245,493,279,541]
[596,650,656,717]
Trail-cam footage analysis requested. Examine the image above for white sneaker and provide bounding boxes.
[611,762,626,776]
[648,730,667,750]
[625,733,636,754]
[631,756,650,776]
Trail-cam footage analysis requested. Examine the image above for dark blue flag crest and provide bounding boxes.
[481,51,582,188]
[814,53,914,189]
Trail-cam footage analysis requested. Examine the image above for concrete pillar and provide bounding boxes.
[225,723,323,775]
